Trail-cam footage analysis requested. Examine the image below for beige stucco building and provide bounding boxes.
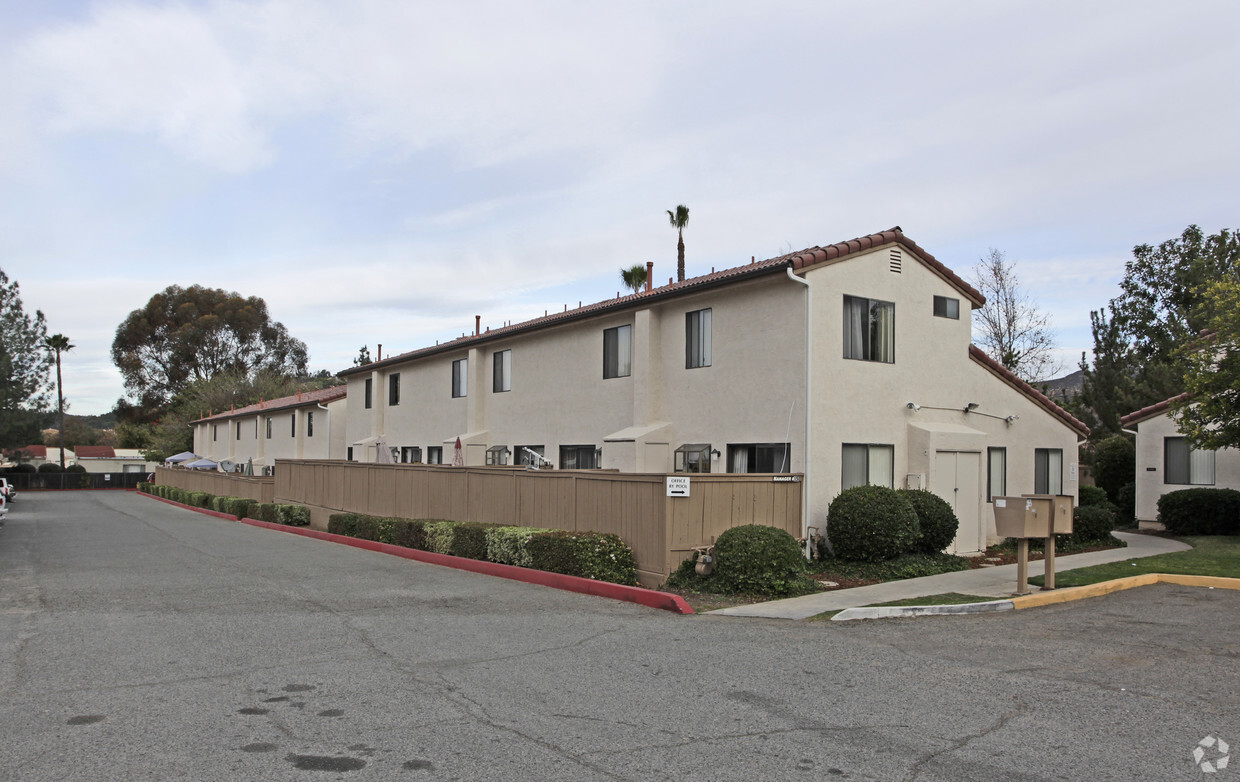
[1122,395,1240,523]
[191,386,347,473]
[338,228,1088,553]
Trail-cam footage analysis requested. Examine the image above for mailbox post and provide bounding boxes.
[993,494,1074,594]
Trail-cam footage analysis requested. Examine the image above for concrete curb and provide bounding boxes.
[831,600,1014,621]
[138,491,694,615]
[831,574,1240,621]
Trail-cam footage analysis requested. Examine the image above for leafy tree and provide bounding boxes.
[667,204,690,282]
[1072,306,1175,440]
[0,268,52,450]
[619,264,647,295]
[969,248,1059,383]
[1171,275,1240,450]
[1093,435,1135,504]
[112,285,309,408]
[44,333,73,469]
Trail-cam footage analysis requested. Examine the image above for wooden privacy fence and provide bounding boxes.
[274,460,803,586]
[155,466,276,504]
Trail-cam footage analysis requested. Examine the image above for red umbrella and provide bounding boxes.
[452,437,464,467]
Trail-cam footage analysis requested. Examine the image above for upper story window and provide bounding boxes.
[842,443,894,489]
[212,424,218,441]
[452,359,468,398]
[290,412,296,438]
[307,411,314,438]
[933,295,960,319]
[1034,448,1063,494]
[235,421,242,440]
[266,417,272,439]
[493,350,511,393]
[389,373,400,406]
[843,295,895,363]
[685,308,712,369]
[1165,437,1215,485]
[603,325,632,379]
[364,378,373,409]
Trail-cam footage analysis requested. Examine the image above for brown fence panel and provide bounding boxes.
[156,466,275,503]
[664,474,803,572]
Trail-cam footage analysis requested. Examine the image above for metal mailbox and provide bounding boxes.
[993,495,1074,538]
[1021,493,1075,535]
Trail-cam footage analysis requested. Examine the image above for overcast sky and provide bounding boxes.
[2,0,1237,415]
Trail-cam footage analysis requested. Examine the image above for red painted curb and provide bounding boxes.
[136,492,693,614]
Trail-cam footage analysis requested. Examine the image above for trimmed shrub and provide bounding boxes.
[254,503,278,523]
[387,518,427,549]
[1158,488,1240,535]
[187,491,210,508]
[1067,505,1115,543]
[276,504,310,526]
[37,463,63,473]
[328,513,362,537]
[9,463,36,473]
[525,530,638,585]
[423,520,457,554]
[1116,482,1136,525]
[827,485,920,562]
[897,489,959,553]
[66,464,87,473]
[231,498,258,519]
[709,524,815,596]
[209,496,230,512]
[1094,435,1135,504]
[486,526,555,567]
[1079,485,1109,507]
[449,522,495,560]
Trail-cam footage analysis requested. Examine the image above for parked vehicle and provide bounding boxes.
[0,478,14,503]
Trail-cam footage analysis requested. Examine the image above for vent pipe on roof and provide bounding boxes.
[297,390,302,402]
[378,344,382,361]
[475,315,481,336]
[645,262,653,292]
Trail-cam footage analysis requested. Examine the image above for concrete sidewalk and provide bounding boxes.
[710,532,1191,620]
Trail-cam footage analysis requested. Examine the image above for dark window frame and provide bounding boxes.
[603,325,632,379]
[841,443,895,489]
[493,350,511,393]
[389,373,400,406]
[933,295,960,319]
[987,447,1006,501]
[452,358,468,398]
[843,294,896,363]
[685,308,712,369]
[364,378,373,409]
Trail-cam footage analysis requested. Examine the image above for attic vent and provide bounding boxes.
[889,248,903,273]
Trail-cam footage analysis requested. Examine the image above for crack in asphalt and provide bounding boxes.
[902,700,1027,782]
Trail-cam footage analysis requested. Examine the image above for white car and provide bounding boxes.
[0,477,13,503]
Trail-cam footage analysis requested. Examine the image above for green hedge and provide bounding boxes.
[325,513,638,584]
[1158,488,1240,535]
[1079,485,1109,507]
[897,489,959,554]
[254,503,310,526]
[1067,505,1115,543]
[828,485,921,562]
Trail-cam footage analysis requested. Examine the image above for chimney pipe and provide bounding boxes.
[378,344,382,361]
[475,315,481,336]
[645,262,653,292]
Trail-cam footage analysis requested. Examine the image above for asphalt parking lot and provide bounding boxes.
[1,491,1236,781]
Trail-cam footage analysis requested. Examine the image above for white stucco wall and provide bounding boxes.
[1133,411,1240,522]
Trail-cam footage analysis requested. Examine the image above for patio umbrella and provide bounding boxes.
[375,437,394,464]
[165,451,197,465]
[451,437,464,467]
[244,458,254,476]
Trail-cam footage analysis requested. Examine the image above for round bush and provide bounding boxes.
[897,489,959,553]
[37,463,63,473]
[9,463,36,473]
[1078,485,1109,507]
[1157,488,1240,535]
[711,524,814,596]
[1070,505,1116,543]
[65,464,87,473]
[828,485,920,562]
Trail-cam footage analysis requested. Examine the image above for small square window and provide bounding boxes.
[426,446,443,464]
[674,443,712,473]
[843,295,895,363]
[400,446,422,464]
[485,445,511,466]
[933,296,960,319]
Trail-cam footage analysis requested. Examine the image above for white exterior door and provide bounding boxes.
[933,451,982,554]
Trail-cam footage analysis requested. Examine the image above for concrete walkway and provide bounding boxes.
[710,532,1191,620]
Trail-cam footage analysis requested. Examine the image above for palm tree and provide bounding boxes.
[667,204,690,282]
[620,264,648,295]
[45,334,73,470]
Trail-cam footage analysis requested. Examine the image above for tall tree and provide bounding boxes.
[353,345,373,367]
[619,264,648,295]
[44,333,73,469]
[0,269,52,450]
[112,285,309,409]
[667,205,690,282]
[1076,225,1239,439]
[1170,274,1240,450]
[969,248,1059,383]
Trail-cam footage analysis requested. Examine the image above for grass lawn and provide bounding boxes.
[1030,536,1240,588]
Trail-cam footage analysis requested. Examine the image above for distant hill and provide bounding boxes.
[1040,369,1084,399]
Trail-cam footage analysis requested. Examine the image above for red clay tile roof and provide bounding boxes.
[1120,393,1191,427]
[968,345,1090,436]
[11,445,47,458]
[785,226,986,306]
[192,385,347,424]
[75,446,117,458]
[341,227,985,377]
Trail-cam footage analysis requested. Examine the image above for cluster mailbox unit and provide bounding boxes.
[993,494,1075,594]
